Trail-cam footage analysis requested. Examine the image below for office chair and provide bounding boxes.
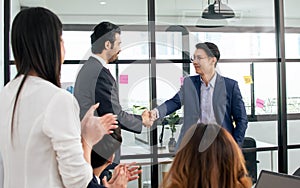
[242,137,259,184]
[293,167,300,177]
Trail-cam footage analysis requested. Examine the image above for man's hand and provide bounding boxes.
[141,110,153,128]
[150,109,158,121]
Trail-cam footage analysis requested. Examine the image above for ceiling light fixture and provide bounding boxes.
[99,1,107,5]
[202,0,235,19]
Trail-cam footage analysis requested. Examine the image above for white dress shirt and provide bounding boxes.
[91,54,108,69]
[0,75,92,188]
[198,73,217,125]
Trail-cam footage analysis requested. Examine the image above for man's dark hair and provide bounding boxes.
[91,21,121,54]
[91,127,122,168]
[195,42,220,66]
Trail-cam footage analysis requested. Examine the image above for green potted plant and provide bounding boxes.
[162,111,180,152]
[132,105,147,115]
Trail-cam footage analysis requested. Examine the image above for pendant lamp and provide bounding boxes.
[202,0,235,19]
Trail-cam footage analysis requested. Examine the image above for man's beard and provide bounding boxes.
[108,53,119,63]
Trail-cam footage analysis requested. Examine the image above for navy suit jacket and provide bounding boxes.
[157,73,248,147]
[87,174,106,188]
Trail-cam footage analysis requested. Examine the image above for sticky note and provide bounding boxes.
[180,77,184,85]
[256,98,265,108]
[119,75,128,84]
[243,75,253,84]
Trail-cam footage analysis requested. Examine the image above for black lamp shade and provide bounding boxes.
[202,1,235,19]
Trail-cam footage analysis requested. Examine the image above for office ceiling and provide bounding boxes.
[15,0,300,27]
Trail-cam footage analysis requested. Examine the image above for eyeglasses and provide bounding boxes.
[190,55,209,63]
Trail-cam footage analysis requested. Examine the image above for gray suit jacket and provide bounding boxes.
[74,56,142,133]
[74,56,143,163]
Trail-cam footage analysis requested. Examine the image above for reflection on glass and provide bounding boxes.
[63,31,149,60]
[218,63,252,114]
[190,32,276,59]
[254,63,277,115]
[156,32,182,59]
[288,149,300,174]
[118,31,149,60]
[285,34,300,59]
[286,63,300,114]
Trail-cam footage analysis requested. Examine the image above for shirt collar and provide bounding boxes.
[91,54,108,69]
[200,72,217,88]
[94,175,101,185]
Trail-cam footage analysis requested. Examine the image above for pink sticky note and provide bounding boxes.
[119,75,128,84]
[180,77,184,85]
[256,98,265,108]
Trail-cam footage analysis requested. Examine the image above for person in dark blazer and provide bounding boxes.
[87,127,141,188]
[151,42,248,148]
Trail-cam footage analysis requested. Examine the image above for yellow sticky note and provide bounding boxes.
[243,75,253,84]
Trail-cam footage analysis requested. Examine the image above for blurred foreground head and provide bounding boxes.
[162,123,252,188]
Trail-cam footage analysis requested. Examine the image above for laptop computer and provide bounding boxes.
[255,170,300,188]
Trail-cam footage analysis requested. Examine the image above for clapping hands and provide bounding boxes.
[81,103,118,147]
[102,162,142,188]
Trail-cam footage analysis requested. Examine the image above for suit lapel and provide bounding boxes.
[102,67,115,81]
[213,73,227,125]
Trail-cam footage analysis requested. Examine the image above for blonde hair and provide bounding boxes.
[161,123,252,188]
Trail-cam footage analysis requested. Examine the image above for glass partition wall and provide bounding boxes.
[284,0,300,175]
[4,0,300,187]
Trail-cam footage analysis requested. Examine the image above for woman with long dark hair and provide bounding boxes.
[0,7,118,187]
[161,123,252,188]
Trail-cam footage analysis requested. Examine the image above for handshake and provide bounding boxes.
[141,109,158,128]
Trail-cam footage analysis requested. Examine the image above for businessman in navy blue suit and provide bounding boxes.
[151,42,248,149]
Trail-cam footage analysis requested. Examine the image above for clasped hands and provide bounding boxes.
[81,103,160,146]
[141,109,158,128]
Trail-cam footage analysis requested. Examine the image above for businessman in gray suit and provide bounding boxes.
[74,22,153,180]
[74,22,153,130]
[151,42,248,149]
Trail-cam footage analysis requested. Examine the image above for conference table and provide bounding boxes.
[120,140,276,188]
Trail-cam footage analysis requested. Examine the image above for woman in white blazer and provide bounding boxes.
[0,7,119,188]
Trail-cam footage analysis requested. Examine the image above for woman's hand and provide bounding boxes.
[102,166,128,188]
[81,103,118,147]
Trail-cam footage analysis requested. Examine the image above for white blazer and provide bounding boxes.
[0,75,92,188]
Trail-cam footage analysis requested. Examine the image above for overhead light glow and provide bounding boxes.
[99,1,107,5]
